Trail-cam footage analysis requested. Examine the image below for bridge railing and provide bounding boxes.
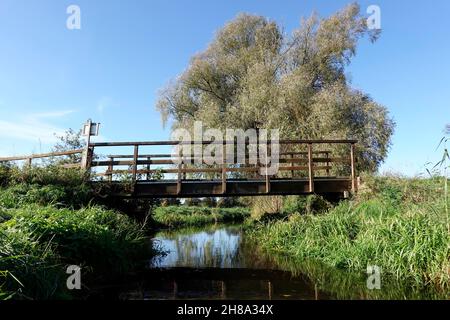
[88,139,358,193]
[0,149,83,168]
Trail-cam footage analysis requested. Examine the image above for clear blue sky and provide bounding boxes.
[0,0,449,176]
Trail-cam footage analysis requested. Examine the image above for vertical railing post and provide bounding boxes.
[308,143,314,193]
[325,151,330,177]
[222,143,227,194]
[265,142,270,194]
[86,146,94,171]
[290,152,294,178]
[177,164,182,195]
[146,157,151,181]
[108,157,114,182]
[177,149,182,195]
[350,143,357,193]
[27,158,32,168]
[132,145,139,183]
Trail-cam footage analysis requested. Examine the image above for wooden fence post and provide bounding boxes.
[108,157,114,182]
[177,149,182,195]
[350,143,357,193]
[308,143,314,193]
[132,145,139,183]
[146,157,151,181]
[222,143,227,194]
[265,142,271,194]
[290,152,294,178]
[325,151,330,177]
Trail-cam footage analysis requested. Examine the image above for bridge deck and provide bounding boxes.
[99,177,352,198]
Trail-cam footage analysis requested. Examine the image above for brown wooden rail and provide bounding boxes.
[0,149,83,167]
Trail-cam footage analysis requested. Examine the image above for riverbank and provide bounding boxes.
[153,206,250,228]
[0,165,160,299]
[247,175,450,291]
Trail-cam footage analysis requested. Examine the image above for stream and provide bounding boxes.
[99,224,446,300]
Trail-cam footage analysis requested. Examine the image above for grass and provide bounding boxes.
[247,175,450,291]
[0,204,154,299]
[153,206,250,228]
[0,165,160,299]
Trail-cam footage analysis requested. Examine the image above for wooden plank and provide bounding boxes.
[95,165,333,177]
[279,166,331,172]
[111,178,352,198]
[90,157,350,167]
[108,151,331,160]
[0,149,83,162]
[90,139,358,147]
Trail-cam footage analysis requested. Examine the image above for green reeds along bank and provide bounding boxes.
[247,175,450,290]
[153,206,250,228]
[0,205,156,299]
[0,165,161,300]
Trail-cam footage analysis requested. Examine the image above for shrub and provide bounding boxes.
[153,206,250,228]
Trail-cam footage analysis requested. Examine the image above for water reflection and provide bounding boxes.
[94,224,449,300]
[152,226,245,268]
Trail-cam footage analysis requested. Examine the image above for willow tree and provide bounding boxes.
[157,3,394,172]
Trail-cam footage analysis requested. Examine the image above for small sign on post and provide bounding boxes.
[83,121,100,136]
[81,119,100,170]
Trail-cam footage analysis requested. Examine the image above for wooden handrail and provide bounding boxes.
[91,139,357,147]
[90,157,350,167]
[105,151,332,159]
[0,149,83,162]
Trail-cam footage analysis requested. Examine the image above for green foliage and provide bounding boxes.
[0,165,92,209]
[0,205,152,299]
[282,195,332,215]
[157,4,394,172]
[52,128,85,164]
[0,183,91,209]
[247,177,450,289]
[0,164,87,188]
[153,206,250,228]
[0,164,159,300]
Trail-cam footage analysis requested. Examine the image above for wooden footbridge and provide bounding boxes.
[0,137,359,199]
